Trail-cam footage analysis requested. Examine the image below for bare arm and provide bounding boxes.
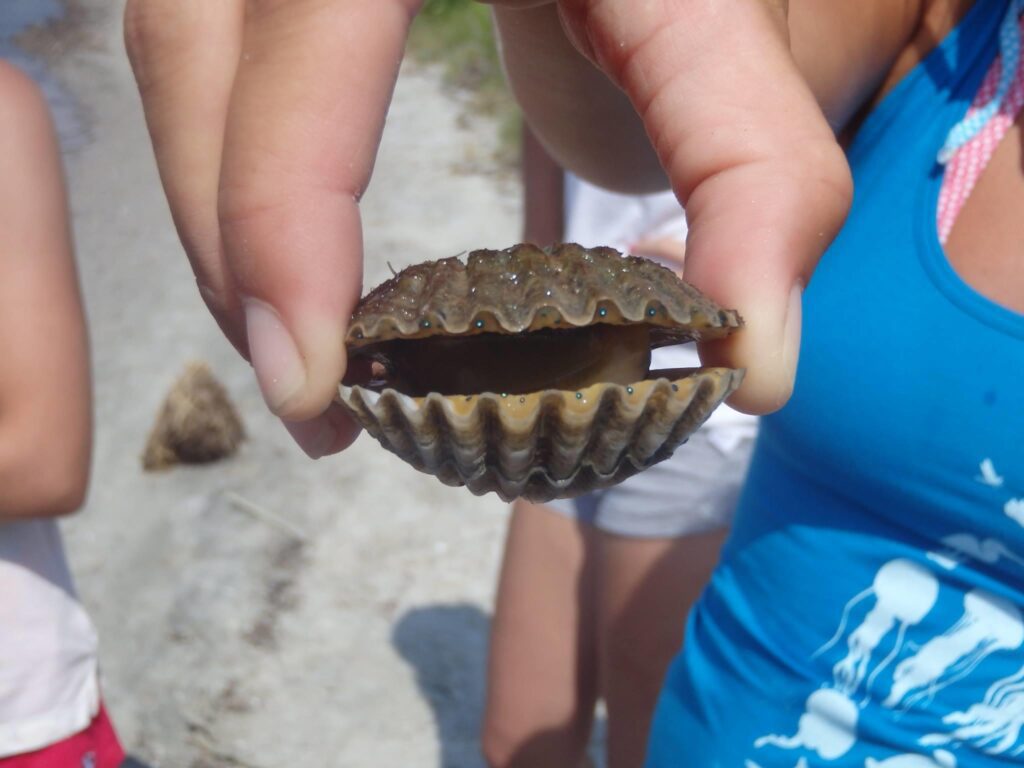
[495,1,924,187]
[789,0,925,131]
[0,63,92,518]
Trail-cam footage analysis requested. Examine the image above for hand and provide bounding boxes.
[493,0,853,413]
[124,0,423,458]
[125,0,852,467]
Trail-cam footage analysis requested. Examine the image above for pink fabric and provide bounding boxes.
[0,705,124,768]
[938,17,1024,243]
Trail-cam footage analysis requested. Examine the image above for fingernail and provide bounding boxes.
[244,299,306,413]
[284,418,340,460]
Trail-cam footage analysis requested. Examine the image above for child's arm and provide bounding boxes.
[0,63,92,518]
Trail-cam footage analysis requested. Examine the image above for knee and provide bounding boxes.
[481,715,520,768]
[481,712,587,768]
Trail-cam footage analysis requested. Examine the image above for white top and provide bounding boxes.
[0,519,100,757]
[563,175,757,451]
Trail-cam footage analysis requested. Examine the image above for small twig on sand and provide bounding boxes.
[220,490,309,544]
[184,714,265,768]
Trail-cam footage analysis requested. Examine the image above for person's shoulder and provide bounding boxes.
[869,0,979,106]
[789,0,939,131]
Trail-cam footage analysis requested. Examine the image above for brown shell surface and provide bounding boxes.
[338,368,743,503]
[347,243,742,349]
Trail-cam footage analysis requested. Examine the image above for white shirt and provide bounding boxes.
[0,519,99,756]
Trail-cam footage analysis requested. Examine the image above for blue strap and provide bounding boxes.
[938,0,1024,164]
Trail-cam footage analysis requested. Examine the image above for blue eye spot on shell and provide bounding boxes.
[421,319,432,329]
[575,392,583,400]
[626,386,634,395]
[597,307,608,318]
[671,384,679,392]
[474,319,485,329]
[646,307,657,317]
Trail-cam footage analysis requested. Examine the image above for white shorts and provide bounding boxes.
[545,428,756,539]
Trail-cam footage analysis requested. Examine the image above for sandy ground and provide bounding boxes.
[13,2,555,766]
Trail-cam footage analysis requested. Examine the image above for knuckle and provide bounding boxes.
[245,0,423,25]
[217,184,286,234]
[217,165,333,236]
[796,138,853,227]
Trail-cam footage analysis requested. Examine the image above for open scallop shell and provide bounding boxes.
[338,244,744,502]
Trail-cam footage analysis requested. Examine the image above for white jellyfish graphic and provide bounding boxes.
[864,749,956,767]
[754,689,859,760]
[885,590,1024,710]
[814,560,939,697]
[927,534,1024,571]
[1005,499,1024,529]
[921,664,1024,756]
[975,458,1004,487]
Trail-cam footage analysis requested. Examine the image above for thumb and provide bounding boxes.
[683,150,850,414]
[567,0,852,413]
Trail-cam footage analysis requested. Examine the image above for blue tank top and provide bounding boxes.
[647,3,1024,766]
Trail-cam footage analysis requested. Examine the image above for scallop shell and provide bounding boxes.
[339,244,744,502]
[347,242,739,348]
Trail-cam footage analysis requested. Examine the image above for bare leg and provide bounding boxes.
[482,499,599,768]
[595,527,728,768]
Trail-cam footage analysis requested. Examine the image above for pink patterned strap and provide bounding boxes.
[938,17,1024,244]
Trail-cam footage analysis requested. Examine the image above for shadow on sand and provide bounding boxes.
[393,604,491,768]
[392,603,607,768]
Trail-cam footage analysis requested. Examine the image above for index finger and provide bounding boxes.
[219,0,422,421]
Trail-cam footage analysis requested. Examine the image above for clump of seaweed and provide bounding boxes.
[143,362,245,471]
